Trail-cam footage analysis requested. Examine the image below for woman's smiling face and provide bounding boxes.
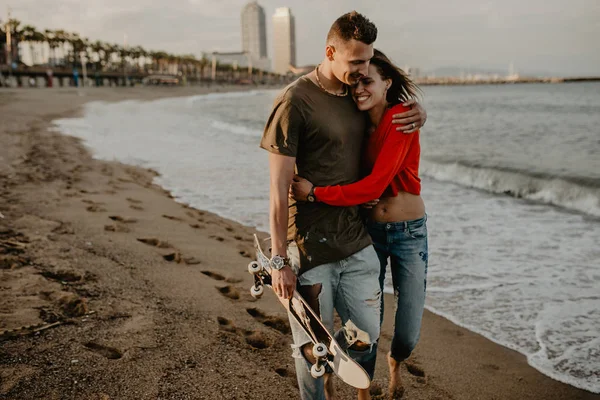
[351,64,390,111]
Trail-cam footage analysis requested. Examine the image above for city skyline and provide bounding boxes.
[1,0,598,77]
[272,7,296,74]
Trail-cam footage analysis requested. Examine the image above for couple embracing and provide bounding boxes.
[260,11,429,400]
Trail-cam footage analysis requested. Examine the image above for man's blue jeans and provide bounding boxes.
[367,215,429,362]
[287,244,382,400]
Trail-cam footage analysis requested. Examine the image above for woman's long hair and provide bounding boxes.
[370,49,421,105]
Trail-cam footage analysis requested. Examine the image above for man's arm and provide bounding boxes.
[269,152,297,299]
[393,99,427,133]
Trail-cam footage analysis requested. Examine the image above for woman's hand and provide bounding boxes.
[393,99,427,133]
[290,175,314,202]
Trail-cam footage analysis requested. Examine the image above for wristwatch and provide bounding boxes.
[307,186,317,203]
[270,254,290,270]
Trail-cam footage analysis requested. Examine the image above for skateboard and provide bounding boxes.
[247,234,371,389]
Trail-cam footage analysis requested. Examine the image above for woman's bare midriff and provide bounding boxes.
[368,191,425,223]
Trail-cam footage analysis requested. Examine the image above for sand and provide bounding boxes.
[0,87,597,400]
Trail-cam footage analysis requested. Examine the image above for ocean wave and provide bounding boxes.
[186,89,273,104]
[420,160,600,217]
[210,120,262,137]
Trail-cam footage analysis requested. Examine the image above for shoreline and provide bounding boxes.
[0,87,597,399]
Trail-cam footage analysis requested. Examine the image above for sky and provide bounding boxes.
[2,0,599,77]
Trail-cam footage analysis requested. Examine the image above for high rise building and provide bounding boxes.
[241,1,267,60]
[272,7,296,75]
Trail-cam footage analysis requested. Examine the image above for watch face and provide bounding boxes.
[271,255,285,270]
[307,195,315,203]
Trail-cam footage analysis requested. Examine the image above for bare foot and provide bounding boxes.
[387,352,404,399]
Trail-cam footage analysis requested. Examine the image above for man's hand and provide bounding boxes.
[290,175,313,202]
[360,199,380,209]
[272,266,296,299]
[392,99,427,133]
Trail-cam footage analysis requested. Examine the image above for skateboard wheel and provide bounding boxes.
[310,363,326,378]
[312,343,328,359]
[250,284,264,298]
[247,261,262,274]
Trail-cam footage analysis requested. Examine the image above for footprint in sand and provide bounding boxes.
[162,214,185,222]
[185,211,197,219]
[104,224,130,233]
[201,271,226,281]
[217,286,240,300]
[209,235,225,242]
[201,270,241,283]
[40,269,83,283]
[109,216,137,224]
[238,249,252,259]
[84,342,123,359]
[129,205,144,211]
[86,205,107,212]
[126,198,143,204]
[246,308,291,334]
[183,257,201,265]
[405,359,427,384]
[163,252,182,263]
[481,363,501,372]
[137,238,171,248]
[275,368,292,378]
[244,330,270,349]
[189,223,206,229]
[217,317,237,333]
[216,317,271,349]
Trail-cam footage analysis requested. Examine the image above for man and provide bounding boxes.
[260,11,426,400]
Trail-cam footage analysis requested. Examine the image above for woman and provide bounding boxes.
[291,49,428,398]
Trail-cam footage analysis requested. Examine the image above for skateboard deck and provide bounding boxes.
[247,234,371,389]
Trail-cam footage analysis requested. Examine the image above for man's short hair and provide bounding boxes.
[327,11,377,45]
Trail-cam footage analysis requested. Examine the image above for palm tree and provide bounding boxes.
[90,40,105,71]
[68,33,89,67]
[52,29,69,66]
[44,29,59,66]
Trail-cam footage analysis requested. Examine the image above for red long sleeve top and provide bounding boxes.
[314,104,421,206]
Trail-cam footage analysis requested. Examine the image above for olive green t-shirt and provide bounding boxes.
[260,76,372,273]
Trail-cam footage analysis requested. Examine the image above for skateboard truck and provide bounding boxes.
[248,260,265,298]
[310,342,328,378]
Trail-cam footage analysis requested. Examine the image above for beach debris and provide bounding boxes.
[0,321,63,341]
[58,293,89,317]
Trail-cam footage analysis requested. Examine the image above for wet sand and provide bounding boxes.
[0,87,596,399]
